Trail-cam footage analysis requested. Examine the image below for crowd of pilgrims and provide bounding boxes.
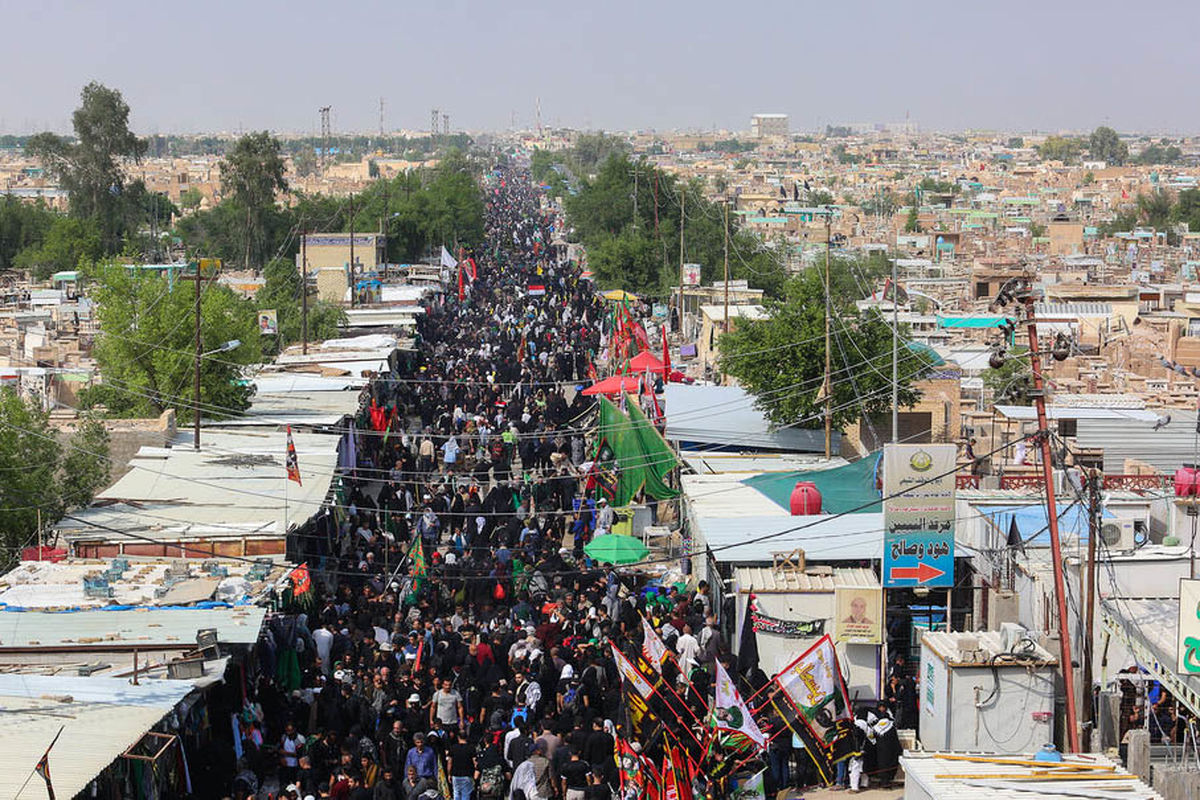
[220,165,901,800]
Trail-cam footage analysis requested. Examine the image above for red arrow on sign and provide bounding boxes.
[889,563,946,584]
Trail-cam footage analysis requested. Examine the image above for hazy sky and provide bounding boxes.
[4,0,1198,136]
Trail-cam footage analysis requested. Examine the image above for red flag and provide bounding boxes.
[286,426,302,485]
[662,326,671,373]
[457,262,465,301]
[414,638,425,672]
[467,257,478,280]
[290,563,312,595]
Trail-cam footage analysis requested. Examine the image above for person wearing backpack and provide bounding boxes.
[556,665,585,720]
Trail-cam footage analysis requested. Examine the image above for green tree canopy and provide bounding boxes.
[563,153,787,298]
[221,131,289,270]
[1088,126,1128,165]
[79,262,262,418]
[25,82,148,251]
[0,390,111,565]
[720,269,930,430]
[1037,136,1084,164]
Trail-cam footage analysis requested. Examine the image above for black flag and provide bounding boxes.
[1007,516,1025,555]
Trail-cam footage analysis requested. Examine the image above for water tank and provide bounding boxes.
[1175,467,1199,497]
[790,481,822,515]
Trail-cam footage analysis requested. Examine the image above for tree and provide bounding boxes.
[1006,137,1025,149]
[221,131,289,269]
[1037,136,1084,164]
[904,205,922,233]
[0,389,110,564]
[720,269,930,430]
[1088,126,1128,166]
[79,261,261,417]
[256,258,346,354]
[0,197,57,269]
[13,215,103,279]
[588,229,663,293]
[179,187,204,211]
[25,82,148,251]
[564,154,788,298]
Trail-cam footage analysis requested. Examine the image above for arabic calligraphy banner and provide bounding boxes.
[750,604,826,638]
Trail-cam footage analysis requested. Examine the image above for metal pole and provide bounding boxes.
[349,199,356,309]
[824,211,832,459]
[678,188,686,336]
[301,231,309,355]
[723,197,730,333]
[1083,467,1101,749]
[193,262,202,451]
[892,256,899,444]
[1026,301,1081,752]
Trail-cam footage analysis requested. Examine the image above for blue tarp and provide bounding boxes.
[982,503,1112,545]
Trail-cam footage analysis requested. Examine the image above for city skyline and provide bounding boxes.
[3,0,1199,136]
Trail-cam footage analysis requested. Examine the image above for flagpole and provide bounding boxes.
[16,725,63,800]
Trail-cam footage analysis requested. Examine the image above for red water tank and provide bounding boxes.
[1176,467,1199,497]
[790,481,822,515]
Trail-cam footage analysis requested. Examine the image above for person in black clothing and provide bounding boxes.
[559,749,591,800]
[583,717,614,785]
[447,728,478,800]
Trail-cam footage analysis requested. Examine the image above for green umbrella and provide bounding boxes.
[584,534,650,565]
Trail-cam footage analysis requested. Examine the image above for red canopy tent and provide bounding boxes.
[581,374,643,396]
[628,349,691,383]
[629,350,665,373]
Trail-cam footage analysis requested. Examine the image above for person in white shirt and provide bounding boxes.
[675,624,700,681]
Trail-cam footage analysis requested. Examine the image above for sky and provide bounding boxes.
[3,0,1199,136]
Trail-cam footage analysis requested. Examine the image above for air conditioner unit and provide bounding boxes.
[1099,518,1136,551]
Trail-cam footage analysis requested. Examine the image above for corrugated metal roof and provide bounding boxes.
[682,474,791,518]
[994,405,1158,422]
[1076,412,1200,472]
[733,566,879,592]
[693,512,887,563]
[0,674,192,800]
[58,429,338,543]
[0,558,283,610]
[0,605,266,650]
[666,384,831,452]
[682,452,845,475]
[900,751,1160,800]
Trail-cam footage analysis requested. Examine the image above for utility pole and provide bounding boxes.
[632,165,639,231]
[348,197,356,309]
[319,106,331,174]
[301,231,309,355]
[193,260,203,451]
[1024,295,1081,753]
[723,197,730,333]
[678,188,686,336]
[892,256,899,444]
[824,210,833,459]
[1083,467,1101,750]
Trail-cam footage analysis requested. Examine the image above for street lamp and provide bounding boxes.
[194,339,243,450]
[203,339,241,357]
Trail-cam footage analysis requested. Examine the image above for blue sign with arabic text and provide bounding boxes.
[883,529,954,588]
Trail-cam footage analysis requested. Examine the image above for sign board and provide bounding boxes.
[682,263,702,286]
[257,309,278,336]
[882,444,956,588]
[834,586,883,644]
[197,258,221,279]
[1178,578,1200,674]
